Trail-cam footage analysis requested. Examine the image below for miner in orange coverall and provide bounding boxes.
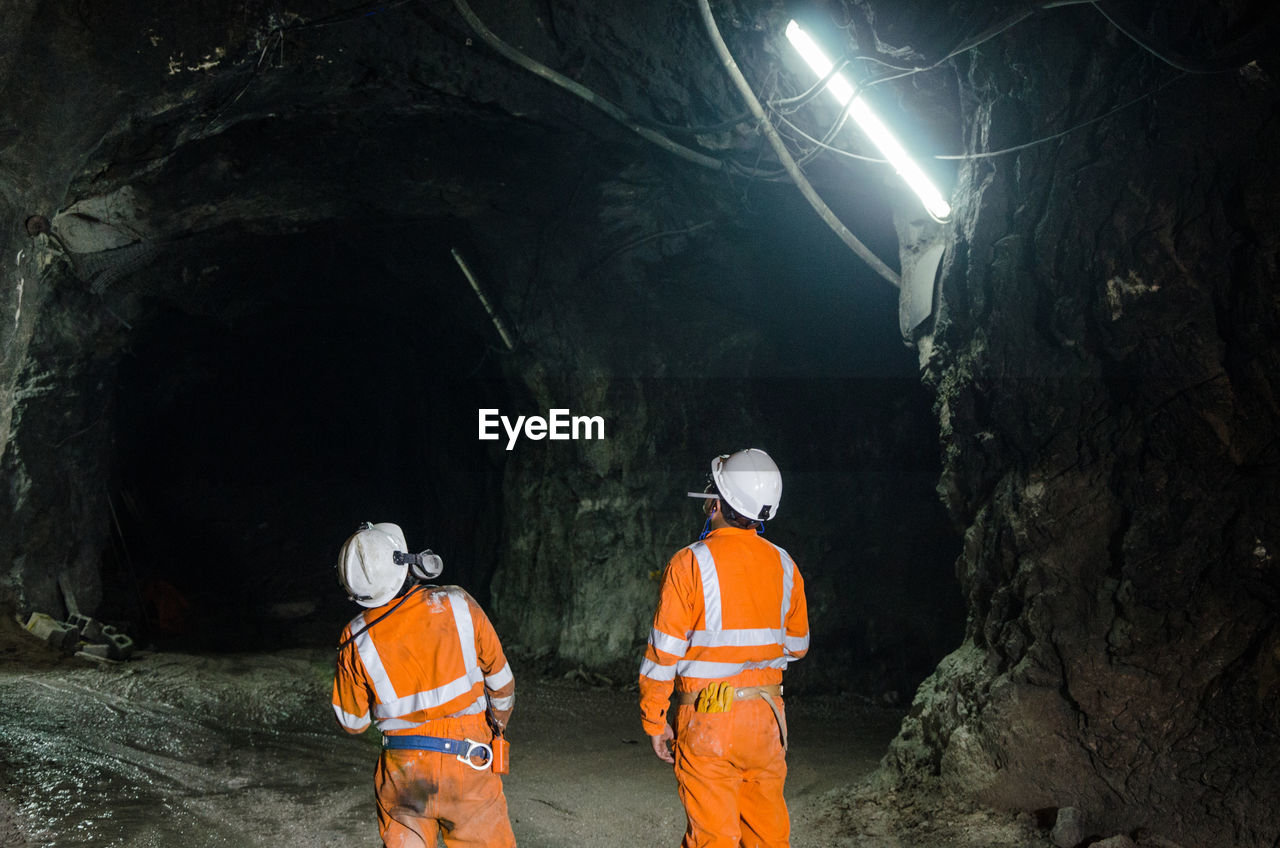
[640,449,809,848]
[332,522,516,848]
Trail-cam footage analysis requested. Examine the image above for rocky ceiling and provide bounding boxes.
[2,0,1279,845]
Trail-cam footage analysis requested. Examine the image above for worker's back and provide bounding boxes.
[696,527,795,631]
[334,585,507,734]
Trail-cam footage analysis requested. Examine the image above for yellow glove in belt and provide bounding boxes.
[695,681,735,713]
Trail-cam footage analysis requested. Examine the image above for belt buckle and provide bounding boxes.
[457,738,493,771]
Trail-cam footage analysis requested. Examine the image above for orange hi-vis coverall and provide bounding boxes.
[640,526,809,848]
[333,585,516,848]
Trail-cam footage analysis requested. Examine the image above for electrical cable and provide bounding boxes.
[853,0,1251,99]
[696,0,901,289]
[762,99,859,180]
[1089,2,1242,74]
[203,0,415,131]
[203,0,1243,273]
[638,110,754,136]
[292,0,416,31]
[935,72,1187,159]
[444,0,1254,181]
[450,0,731,173]
[774,112,885,163]
[207,0,1234,203]
[448,0,829,180]
[590,220,716,269]
[849,7,1037,80]
[771,57,853,109]
[779,69,1186,164]
[928,7,1038,68]
[768,6,1059,183]
[777,0,1206,169]
[850,0,1098,77]
[802,104,855,162]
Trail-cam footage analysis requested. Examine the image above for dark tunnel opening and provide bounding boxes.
[102,224,516,650]
[79,191,970,699]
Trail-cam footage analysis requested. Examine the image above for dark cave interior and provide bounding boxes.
[105,225,514,650]
[2,0,1278,845]
[94,199,959,685]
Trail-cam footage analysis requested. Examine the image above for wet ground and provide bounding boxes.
[0,620,1046,847]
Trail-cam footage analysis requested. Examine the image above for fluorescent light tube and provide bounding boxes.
[785,20,952,220]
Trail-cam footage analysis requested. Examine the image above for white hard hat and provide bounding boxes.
[338,522,408,608]
[711,449,782,521]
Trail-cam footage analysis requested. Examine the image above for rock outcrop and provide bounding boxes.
[882,1,1280,844]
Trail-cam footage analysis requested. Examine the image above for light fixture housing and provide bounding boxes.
[784,20,951,221]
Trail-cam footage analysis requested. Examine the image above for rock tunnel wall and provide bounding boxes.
[882,1,1280,845]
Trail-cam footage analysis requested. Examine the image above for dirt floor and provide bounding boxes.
[0,616,1049,847]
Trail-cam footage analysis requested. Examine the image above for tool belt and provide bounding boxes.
[675,683,788,751]
[382,734,494,771]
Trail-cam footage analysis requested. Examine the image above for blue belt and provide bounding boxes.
[382,734,493,770]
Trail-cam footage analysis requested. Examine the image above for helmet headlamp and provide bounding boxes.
[393,550,444,581]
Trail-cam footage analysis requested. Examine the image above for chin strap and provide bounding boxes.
[700,518,769,539]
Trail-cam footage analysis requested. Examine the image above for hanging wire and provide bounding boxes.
[759,96,860,180]
[848,0,1099,77]
[1088,2,1243,74]
[638,110,755,136]
[773,112,886,163]
[451,0,732,173]
[935,72,1188,159]
[696,0,902,288]
[198,0,1253,190]
[771,57,854,110]
[762,0,1243,170]
[776,69,1188,164]
[202,0,417,131]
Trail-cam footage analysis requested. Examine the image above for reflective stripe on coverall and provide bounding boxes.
[639,526,810,848]
[333,585,516,848]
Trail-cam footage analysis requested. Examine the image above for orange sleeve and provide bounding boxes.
[466,592,516,731]
[638,548,698,736]
[331,623,372,734]
[784,564,810,662]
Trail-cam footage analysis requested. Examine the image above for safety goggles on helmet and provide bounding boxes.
[687,478,718,516]
[393,550,444,581]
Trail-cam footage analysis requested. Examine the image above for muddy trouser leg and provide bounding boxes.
[437,762,515,848]
[376,716,516,848]
[376,749,441,848]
